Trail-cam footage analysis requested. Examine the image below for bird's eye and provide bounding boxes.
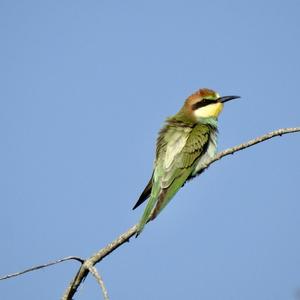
[192,99,217,110]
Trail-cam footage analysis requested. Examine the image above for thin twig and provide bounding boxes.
[0,256,84,281]
[61,126,300,300]
[61,224,138,300]
[86,263,109,300]
[195,127,300,176]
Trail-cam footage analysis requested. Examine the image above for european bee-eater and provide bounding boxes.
[133,88,239,236]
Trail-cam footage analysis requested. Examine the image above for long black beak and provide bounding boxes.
[218,95,240,103]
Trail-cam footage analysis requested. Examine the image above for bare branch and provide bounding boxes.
[0,256,84,281]
[86,263,110,300]
[61,224,137,300]
[205,127,300,170]
[61,126,300,300]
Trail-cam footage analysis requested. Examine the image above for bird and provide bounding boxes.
[133,88,240,236]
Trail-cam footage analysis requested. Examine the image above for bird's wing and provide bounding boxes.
[133,122,201,211]
[136,123,211,236]
[150,123,210,219]
[132,173,153,210]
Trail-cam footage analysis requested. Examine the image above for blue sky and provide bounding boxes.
[1,1,300,299]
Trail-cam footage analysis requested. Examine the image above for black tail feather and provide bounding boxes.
[132,174,153,210]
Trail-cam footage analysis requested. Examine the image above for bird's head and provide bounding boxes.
[180,88,240,122]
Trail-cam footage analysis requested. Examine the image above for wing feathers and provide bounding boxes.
[150,124,211,219]
[135,121,214,235]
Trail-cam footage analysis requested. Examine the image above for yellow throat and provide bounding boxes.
[194,102,224,119]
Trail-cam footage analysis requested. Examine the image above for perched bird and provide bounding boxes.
[133,88,239,236]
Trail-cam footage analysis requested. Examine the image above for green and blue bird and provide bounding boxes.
[133,88,239,236]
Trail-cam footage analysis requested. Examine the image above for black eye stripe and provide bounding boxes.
[192,99,218,110]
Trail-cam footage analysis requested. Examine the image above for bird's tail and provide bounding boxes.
[135,194,157,237]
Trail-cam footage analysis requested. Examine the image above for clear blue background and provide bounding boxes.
[1,1,300,299]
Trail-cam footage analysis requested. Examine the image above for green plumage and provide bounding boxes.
[134,115,215,236]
